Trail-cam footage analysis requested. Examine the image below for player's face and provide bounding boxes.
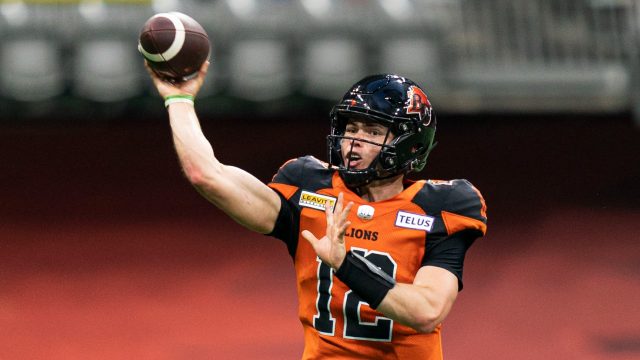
[341,119,394,170]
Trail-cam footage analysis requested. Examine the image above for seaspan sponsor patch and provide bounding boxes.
[395,211,435,232]
[299,191,336,211]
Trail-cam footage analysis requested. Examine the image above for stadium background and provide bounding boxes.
[1,0,639,359]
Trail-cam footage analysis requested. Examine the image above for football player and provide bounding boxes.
[146,61,487,359]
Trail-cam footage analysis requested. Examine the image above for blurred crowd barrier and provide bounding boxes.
[0,0,638,120]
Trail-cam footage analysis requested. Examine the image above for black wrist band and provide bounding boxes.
[334,251,396,309]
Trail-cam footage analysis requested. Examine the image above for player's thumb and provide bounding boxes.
[301,230,318,245]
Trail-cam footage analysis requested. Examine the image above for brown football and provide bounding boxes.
[138,12,210,82]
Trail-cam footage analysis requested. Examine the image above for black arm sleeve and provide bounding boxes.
[266,191,299,258]
[422,230,480,291]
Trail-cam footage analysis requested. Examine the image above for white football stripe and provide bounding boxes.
[138,12,185,62]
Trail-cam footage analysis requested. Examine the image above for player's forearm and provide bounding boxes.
[375,283,455,334]
[166,103,281,233]
[167,103,224,186]
[333,252,457,334]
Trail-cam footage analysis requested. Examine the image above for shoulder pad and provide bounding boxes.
[442,179,487,236]
[271,156,331,190]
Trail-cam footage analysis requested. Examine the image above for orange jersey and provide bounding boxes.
[268,156,487,359]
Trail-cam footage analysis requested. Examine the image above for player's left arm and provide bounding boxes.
[375,261,460,333]
[377,180,487,332]
[331,229,474,334]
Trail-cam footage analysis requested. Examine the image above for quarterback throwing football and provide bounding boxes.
[146,61,487,359]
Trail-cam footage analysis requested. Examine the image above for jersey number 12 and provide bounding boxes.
[313,248,397,342]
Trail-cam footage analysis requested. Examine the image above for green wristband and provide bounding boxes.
[164,94,195,108]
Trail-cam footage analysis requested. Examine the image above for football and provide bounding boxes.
[138,12,210,82]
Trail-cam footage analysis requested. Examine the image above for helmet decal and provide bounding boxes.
[406,86,432,125]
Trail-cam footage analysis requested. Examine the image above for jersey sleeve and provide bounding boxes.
[421,179,488,290]
[422,230,477,290]
[265,157,305,255]
[441,179,487,237]
[267,155,331,197]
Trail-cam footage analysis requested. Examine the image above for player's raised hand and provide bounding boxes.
[144,60,209,99]
[302,192,354,269]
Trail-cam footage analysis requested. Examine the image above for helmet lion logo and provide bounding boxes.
[406,86,432,125]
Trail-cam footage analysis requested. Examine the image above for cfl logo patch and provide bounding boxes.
[356,205,375,220]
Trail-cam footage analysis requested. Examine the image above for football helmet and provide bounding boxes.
[328,74,437,187]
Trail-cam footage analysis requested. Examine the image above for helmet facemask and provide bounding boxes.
[328,113,435,188]
[328,115,397,188]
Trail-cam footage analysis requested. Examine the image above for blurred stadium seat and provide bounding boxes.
[301,39,366,100]
[0,38,65,102]
[224,0,302,30]
[0,0,29,27]
[300,0,381,31]
[378,38,442,90]
[73,39,143,102]
[215,0,300,101]
[299,0,332,19]
[228,39,292,101]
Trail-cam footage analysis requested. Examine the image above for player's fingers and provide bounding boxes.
[143,61,160,82]
[336,221,351,244]
[330,199,351,239]
[143,60,153,73]
[143,61,162,81]
[334,192,344,215]
[338,201,354,227]
[342,201,354,217]
[325,202,334,228]
[200,60,210,75]
[143,60,179,94]
[335,201,352,227]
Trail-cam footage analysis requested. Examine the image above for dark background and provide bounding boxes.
[1,109,638,359]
